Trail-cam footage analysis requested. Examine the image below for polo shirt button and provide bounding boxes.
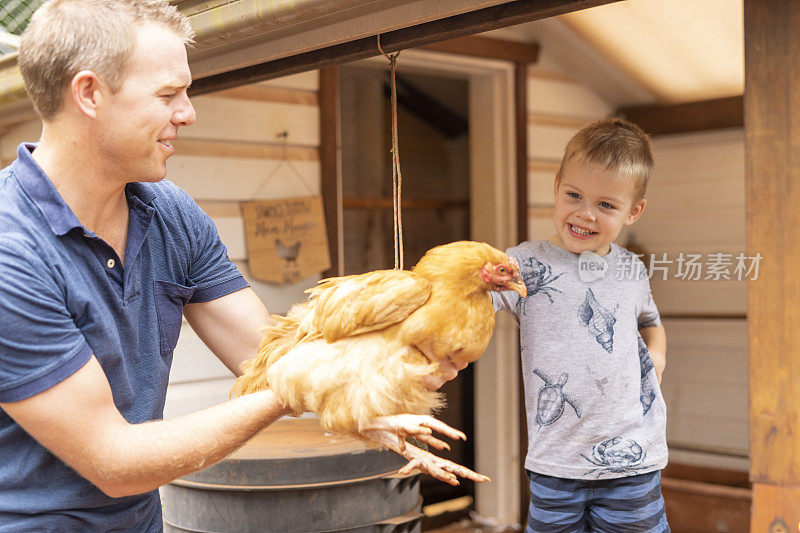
[107,259,116,268]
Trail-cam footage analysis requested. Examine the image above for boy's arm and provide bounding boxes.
[640,324,666,384]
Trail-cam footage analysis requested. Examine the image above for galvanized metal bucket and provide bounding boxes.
[161,418,422,533]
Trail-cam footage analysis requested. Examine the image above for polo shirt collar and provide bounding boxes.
[13,143,157,236]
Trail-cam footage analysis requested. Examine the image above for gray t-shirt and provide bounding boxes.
[493,240,668,479]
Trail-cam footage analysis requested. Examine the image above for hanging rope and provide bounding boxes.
[251,131,315,198]
[377,34,404,270]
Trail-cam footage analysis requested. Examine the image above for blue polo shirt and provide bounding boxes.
[0,143,249,531]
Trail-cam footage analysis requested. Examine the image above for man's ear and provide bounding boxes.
[625,198,647,225]
[70,70,104,119]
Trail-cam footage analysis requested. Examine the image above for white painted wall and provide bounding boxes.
[638,130,748,470]
[164,71,323,418]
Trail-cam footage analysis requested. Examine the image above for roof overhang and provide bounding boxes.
[0,0,619,126]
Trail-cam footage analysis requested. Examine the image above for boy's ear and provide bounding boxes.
[625,198,647,225]
[553,172,560,197]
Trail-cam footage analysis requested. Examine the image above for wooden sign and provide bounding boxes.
[241,196,331,284]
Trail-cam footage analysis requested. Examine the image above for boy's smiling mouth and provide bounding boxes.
[569,223,597,237]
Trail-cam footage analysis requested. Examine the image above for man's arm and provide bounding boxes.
[183,287,269,376]
[1,355,289,498]
[640,324,666,384]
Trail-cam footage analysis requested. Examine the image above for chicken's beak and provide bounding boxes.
[508,280,527,298]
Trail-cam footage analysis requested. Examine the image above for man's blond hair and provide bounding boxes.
[557,118,654,202]
[19,0,194,120]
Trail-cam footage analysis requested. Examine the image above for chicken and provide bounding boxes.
[275,238,301,266]
[231,241,526,485]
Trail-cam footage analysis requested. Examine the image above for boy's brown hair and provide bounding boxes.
[557,118,654,202]
[19,0,194,120]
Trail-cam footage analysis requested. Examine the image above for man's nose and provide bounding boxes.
[173,95,195,127]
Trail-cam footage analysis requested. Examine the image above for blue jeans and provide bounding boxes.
[525,470,670,533]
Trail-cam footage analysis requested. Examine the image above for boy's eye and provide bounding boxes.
[600,202,615,209]
[566,192,580,199]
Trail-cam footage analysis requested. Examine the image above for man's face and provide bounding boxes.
[551,157,645,256]
[96,23,194,181]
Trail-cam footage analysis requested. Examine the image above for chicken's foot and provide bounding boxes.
[362,427,490,486]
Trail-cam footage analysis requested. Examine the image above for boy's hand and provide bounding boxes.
[640,325,667,384]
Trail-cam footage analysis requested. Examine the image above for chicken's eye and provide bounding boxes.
[497,266,507,274]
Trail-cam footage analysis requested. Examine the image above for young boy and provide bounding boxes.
[493,118,669,532]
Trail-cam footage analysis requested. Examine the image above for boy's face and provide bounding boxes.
[551,157,646,256]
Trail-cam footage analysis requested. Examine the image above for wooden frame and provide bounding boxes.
[319,67,342,278]
[744,0,800,525]
[188,0,618,96]
[617,96,743,136]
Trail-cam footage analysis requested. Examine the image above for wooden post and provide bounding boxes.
[745,0,800,527]
[319,66,342,277]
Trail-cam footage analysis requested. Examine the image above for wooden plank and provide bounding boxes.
[661,477,751,533]
[660,313,747,320]
[751,484,800,532]
[528,122,581,161]
[529,113,593,129]
[196,201,241,218]
[744,1,800,517]
[214,85,318,106]
[514,60,529,528]
[420,35,539,63]
[189,0,622,96]
[342,197,468,210]
[168,156,321,200]
[188,96,320,145]
[172,139,319,161]
[663,462,750,488]
[528,78,612,120]
[618,96,743,136]
[528,160,560,173]
[319,66,341,278]
[516,62,529,244]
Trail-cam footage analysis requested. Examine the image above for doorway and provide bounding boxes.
[339,64,474,511]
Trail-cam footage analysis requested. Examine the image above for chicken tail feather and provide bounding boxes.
[230,305,309,397]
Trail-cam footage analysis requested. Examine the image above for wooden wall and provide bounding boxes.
[165,71,323,418]
[641,130,748,471]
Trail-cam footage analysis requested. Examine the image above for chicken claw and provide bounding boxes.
[362,428,491,486]
[363,414,466,453]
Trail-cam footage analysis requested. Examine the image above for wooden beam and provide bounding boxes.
[214,85,319,106]
[342,197,468,210]
[617,96,743,136]
[745,0,800,526]
[189,0,621,96]
[319,67,341,278]
[514,60,530,528]
[420,35,540,64]
[173,139,319,161]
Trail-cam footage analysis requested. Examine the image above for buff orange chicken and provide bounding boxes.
[231,241,526,485]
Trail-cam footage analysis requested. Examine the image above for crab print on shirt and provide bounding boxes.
[577,288,617,353]
[580,437,649,478]
[517,257,564,315]
[638,334,657,416]
[532,369,581,432]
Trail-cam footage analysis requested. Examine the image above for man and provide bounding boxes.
[0,1,290,530]
[0,1,447,529]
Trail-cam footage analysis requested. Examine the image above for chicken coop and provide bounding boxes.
[0,0,796,531]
